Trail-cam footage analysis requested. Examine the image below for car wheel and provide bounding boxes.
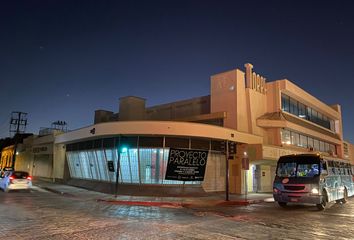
[342,188,348,204]
[316,190,328,210]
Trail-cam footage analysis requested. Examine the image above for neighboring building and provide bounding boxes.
[0,145,15,170]
[343,141,354,165]
[0,133,33,170]
[49,63,353,195]
[5,129,67,183]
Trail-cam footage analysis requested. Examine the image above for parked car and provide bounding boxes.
[0,170,32,192]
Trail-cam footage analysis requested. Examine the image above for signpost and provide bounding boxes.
[242,153,249,201]
[220,141,237,201]
[115,146,128,197]
[107,161,115,172]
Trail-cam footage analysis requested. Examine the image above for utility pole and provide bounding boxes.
[10,111,27,137]
[9,111,28,169]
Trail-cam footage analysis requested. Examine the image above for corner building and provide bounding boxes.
[54,63,350,194]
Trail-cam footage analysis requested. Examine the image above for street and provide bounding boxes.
[1,185,354,240]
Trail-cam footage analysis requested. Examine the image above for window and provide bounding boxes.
[291,132,300,146]
[281,129,291,145]
[330,120,335,132]
[324,143,330,153]
[281,94,335,131]
[311,109,318,123]
[298,102,306,118]
[290,98,298,115]
[330,144,336,155]
[317,112,323,125]
[314,139,320,151]
[308,137,314,149]
[297,163,319,177]
[281,94,290,112]
[191,138,210,150]
[277,162,297,177]
[299,135,308,148]
[306,107,312,121]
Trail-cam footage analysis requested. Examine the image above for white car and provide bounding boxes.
[0,170,32,192]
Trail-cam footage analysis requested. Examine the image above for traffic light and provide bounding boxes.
[228,142,236,155]
[119,146,128,153]
[220,141,226,154]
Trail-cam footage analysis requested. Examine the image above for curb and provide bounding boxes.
[96,198,264,208]
[42,187,76,198]
[96,199,184,208]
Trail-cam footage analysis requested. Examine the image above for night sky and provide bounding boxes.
[0,1,353,143]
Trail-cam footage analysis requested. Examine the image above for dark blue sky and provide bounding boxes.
[0,0,353,143]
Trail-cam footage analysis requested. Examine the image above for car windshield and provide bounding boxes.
[11,171,29,179]
[276,162,320,177]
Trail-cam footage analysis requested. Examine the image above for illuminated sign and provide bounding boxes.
[165,148,209,181]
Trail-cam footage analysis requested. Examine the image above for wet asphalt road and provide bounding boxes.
[1,186,354,240]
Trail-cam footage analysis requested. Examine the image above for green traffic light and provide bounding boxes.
[120,146,128,153]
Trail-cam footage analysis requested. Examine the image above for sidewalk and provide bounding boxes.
[33,179,274,208]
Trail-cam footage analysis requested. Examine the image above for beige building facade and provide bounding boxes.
[62,63,351,194]
[210,63,348,193]
[6,63,351,196]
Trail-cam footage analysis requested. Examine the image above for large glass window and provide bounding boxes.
[276,162,319,178]
[87,150,100,180]
[281,93,335,131]
[79,151,91,179]
[96,150,109,181]
[119,150,132,183]
[280,129,335,155]
[66,152,78,178]
[128,149,139,183]
[65,137,223,187]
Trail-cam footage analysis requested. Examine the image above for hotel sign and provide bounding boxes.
[246,144,307,161]
[165,148,209,181]
[263,145,306,160]
[32,144,52,155]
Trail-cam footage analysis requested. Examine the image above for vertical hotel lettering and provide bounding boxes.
[244,63,267,94]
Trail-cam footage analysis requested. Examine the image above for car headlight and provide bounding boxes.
[311,188,319,194]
